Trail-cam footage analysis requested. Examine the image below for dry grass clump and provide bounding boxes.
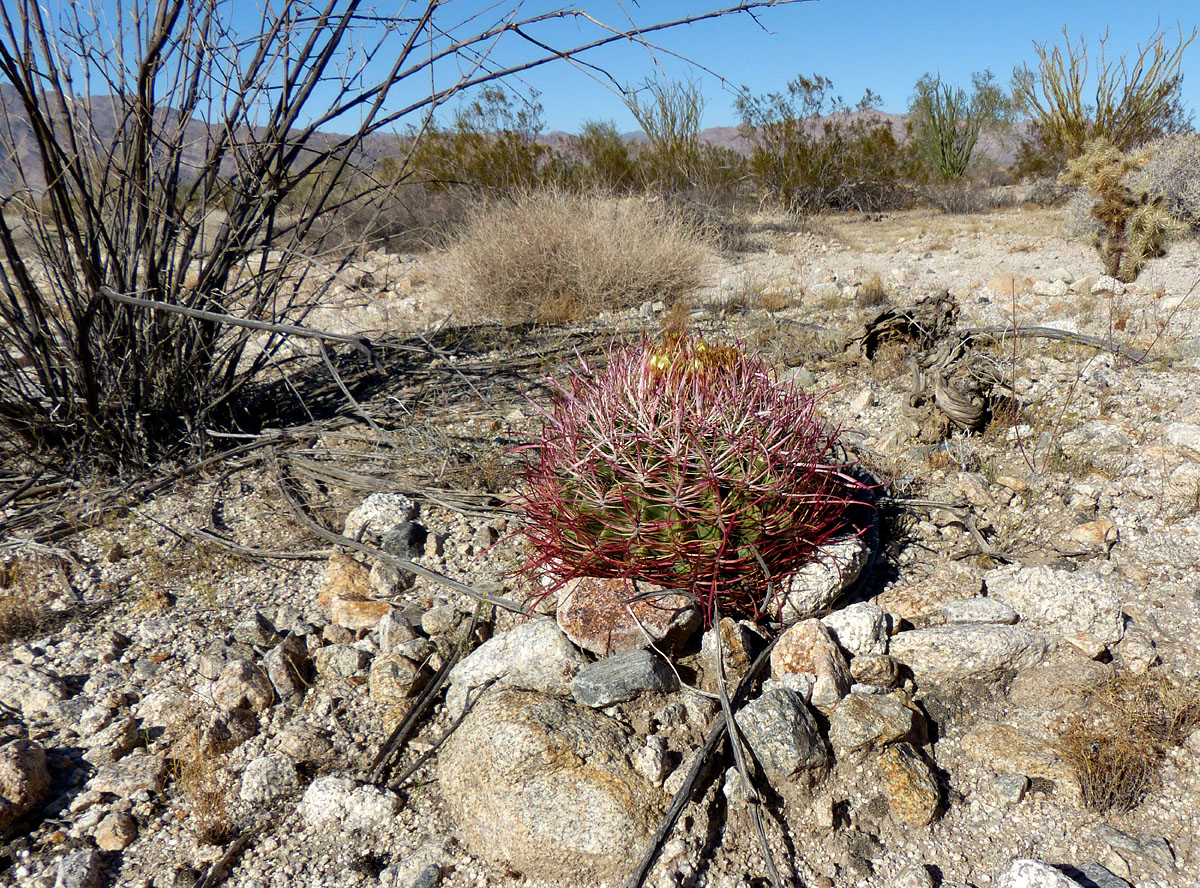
[445,189,708,324]
[1058,670,1200,812]
[0,558,52,643]
[169,721,235,845]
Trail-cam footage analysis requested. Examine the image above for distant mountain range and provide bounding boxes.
[0,84,1025,193]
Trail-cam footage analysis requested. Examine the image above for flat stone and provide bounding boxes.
[780,534,871,623]
[985,566,1125,645]
[331,597,393,631]
[960,722,1074,786]
[0,739,51,837]
[878,742,939,828]
[86,751,166,795]
[240,754,301,805]
[555,577,699,657]
[1067,520,1118,547]
[1069,862,1132,888]
[437,689,663,882]
[446,618,586,718]
[1032,279,1069,297]
[771,619,852,707]
[1093,824,1175,876]
[0,664,68,717]
[821,602,888,656]
[827,691,922,758]
[997,859,1079,888]
[888,625,1049,687]
[318,554,372,608]
[94,811,137,851]
[571,649,677,708]
[734,687,829,782]
[940,597,1018,626]
[873,562,981,622]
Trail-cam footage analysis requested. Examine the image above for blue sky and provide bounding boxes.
[439,0,1200,133]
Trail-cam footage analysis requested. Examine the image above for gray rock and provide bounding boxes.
[888,625,1049,687]
[1070,862,1132,888]
[298,776,400,832]
[240,754,300,804]
[1093,825,1175,875]
[821,602,888,656]
[894,865,935,888]
[849,654,899,688]
[733,687,828,781]
[941,597,1019,626]
[85,750,166,795]
[377,610,419,653]
[81,716,139,766]
[985,566,1124,645]
[232,611,282,647]
[571,649,678,708]
[0,664,67,717]
[313,644,372,677]
[369,653,430,703]
[344,493,418,541]
[446,618,586,717]
[1165,422,1200,456]
[277,725,333,763]
[53,848,101,888]
[0,739,51,837]
[420,605,461,637]
[94,810,137,851]
[807,281,842,303]
[997,858,1078,888]
[994,774,1029,805]
[780,534,871,623]
[213,659,274,711]
[1114,626,1159,674]
[827,691,921,758]
[263,635,311,702]
[437,689,663,882]
[381,521,428,560]
[197,706,258,755]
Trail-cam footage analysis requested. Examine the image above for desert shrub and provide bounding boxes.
[445,190,708,324]
[908,70,1014,180]
[737,74,917,213]
[626,77,705,193]
[409,87,553,194]
[1059,671,1200,811]
[514,333,873,625]
[568,120,640,192]
[1133,133,1200,229]
[1012,26,1196,169]
[1060,138,1185,281]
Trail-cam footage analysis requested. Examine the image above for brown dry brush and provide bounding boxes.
[1058,671,1200,812]
[0,0,817,474]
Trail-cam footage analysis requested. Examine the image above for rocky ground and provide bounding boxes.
[3,203,1200,888]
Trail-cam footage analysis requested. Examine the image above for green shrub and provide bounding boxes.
[737,74,917,213]
[445,189,708,324]
[1012,26,1196,169]
[908,70,1013,180]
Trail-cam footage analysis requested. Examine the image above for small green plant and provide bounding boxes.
[1060,138,1185,282]
[514,333,873,625]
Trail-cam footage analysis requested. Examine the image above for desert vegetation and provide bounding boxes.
[2,4,1200,888]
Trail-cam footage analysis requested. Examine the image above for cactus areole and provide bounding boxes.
[514,333,874,626]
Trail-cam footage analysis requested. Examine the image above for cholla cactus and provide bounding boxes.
[514,333,872,625]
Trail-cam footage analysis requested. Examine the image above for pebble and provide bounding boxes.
[570,649,677,708]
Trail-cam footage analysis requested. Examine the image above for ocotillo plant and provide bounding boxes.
[514,333,872,626]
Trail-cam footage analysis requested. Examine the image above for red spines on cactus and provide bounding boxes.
[513,333,873,626]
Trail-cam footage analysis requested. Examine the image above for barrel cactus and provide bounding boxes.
[514,333,872,625]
